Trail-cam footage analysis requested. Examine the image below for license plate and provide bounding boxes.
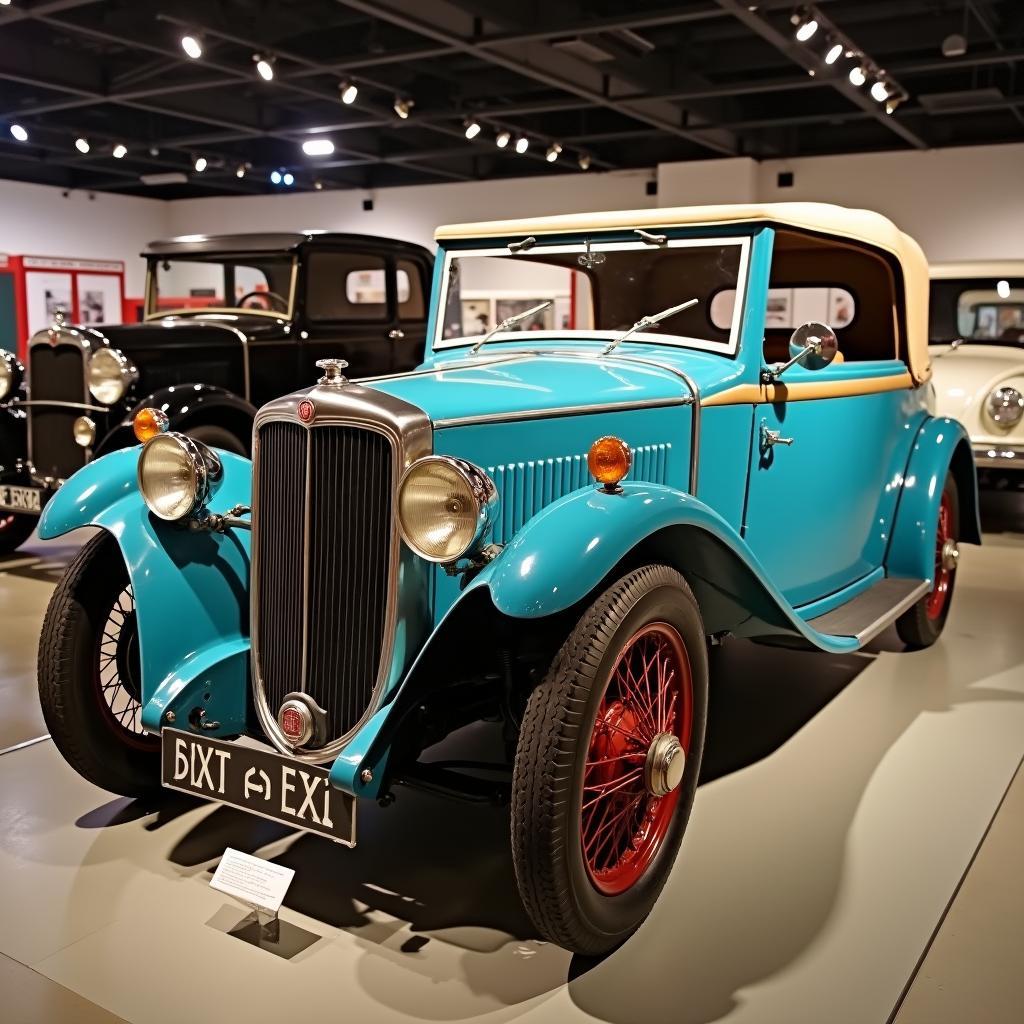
[0,484,42,514]
[161,729,355,846]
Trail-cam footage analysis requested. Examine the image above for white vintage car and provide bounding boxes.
[930,262,1024,480]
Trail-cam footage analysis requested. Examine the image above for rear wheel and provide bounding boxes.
[895,472,960,649]
[185,423,247,457]
[0,511,36,555]
[38,532,161,797]
[511,564,708,954]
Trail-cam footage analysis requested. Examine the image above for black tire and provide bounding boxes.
[896,472,960,649]
[185,423,248,457]
[0,511,36,556]
[511,564,709,954]
[38,531,161,797]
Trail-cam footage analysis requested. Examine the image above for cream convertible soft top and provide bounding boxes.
[436,202,931,385]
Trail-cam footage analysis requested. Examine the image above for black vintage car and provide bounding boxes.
[0,230,433,553]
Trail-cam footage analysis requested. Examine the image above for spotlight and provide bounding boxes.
[997,279,1011,299]
[545,142,562,163]
[9,124,28,142]
[825,41,843,65]
[942,33,967,58]
[578,152,591,170]
[75,137,90,154]
[849,64,867,87]
[314,179,324,191]
[792,10,819,42]
[235,163,247,178]
[112,143,127,159]
[149,144,160,157]
[282,172,294,186]
[464,119,481,140]
[180,34,202,59]
[193,155,207,172]
[302,138,335,156]
[270,170,282,184]
[339,79,358,104]
[393,96,413,119]
[870,79,889,103]
[885,99,900,115]
[254,54,274,82]
[495,130,511,149]
[514,135,529,154]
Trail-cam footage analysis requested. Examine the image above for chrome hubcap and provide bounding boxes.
[644,732,686,798]
[941,538,960,572]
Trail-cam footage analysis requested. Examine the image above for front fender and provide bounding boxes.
[38,446,254,738]
[888,416,981,581]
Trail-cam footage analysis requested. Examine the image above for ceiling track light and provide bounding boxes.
[235,162,250,179]
[495,129,511,149]
[282,172,294,186]
[848,63,867,87]
[193,155,208,172]
[254,54,275,82]
[545,142,562,163]
[302,137,335,156]
[270,169,282,184]
[74,136,90,154]
[112,143,127,159]
[180,34,202,59]
[464,119,482,140]
[314,179,324,190]
[578,152,591,171]
[824,40,843,65]
[393,96,413,119]
[791,8,819,43]
[9,124,28,142]
[870,78,890,103]
[514,135,529,154]
[339,79,358,104]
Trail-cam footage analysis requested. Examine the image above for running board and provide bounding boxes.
[804,577,929,644]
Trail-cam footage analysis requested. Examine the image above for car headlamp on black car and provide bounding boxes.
[88,347,136,405]
[397,456,498,563]
[0,350,24,400]
[137,432,221,521]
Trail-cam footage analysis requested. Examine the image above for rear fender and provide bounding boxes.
[887,416,981,581]
[38,446,254,737]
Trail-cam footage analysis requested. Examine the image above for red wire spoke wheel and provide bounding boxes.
[925,490,955,621]
[581,623,693,895]
[512,564,708,955]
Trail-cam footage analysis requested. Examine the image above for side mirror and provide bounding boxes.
[762,321,839,384]
[789,321,838,371]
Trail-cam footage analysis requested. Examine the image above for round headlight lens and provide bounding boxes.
[88,347,132,405]
[398,457,496,563]
[987,385,1024,428]
[0,352,14,400]
[137,433,207,520]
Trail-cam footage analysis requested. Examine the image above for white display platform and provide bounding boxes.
[0,535,1021,1024]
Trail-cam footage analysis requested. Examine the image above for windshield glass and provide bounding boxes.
[435,236,750,356]
[147,254,295,319]
[930,278,1024,346]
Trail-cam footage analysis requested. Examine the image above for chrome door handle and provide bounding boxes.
[760,423,794,453]
[388,329,405,340]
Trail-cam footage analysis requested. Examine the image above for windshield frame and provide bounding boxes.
[431,234,751,357]
[143,253,298,321]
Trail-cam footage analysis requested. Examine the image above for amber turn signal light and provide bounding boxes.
[588,435,632,492]
[133,406,169,443]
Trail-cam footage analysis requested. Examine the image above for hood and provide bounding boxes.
[96,317,286,350]
[364,343,741,426]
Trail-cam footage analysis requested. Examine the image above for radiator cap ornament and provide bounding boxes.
[316,357,349,386]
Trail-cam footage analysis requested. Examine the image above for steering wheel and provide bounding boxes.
[238,290,288,313]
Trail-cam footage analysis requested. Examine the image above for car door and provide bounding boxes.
[301,248,398,379]
[389,255,430,372]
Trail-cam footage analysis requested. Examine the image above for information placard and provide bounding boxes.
[210,848,295,916]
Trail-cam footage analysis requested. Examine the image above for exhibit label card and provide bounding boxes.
[210,847,295,915]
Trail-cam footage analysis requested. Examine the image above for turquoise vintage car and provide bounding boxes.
[37,203,980,955]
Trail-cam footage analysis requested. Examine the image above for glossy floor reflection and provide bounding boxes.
[0,506,1021,1023]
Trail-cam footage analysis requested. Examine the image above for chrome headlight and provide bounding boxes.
[137,432,216,521]
[987,385,1024,429]
[0,350,22,400]
[398,456,497,563]
[88,347,134,405]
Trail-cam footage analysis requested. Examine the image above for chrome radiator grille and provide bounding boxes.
[29,344,88,478]
[252,420,394,745]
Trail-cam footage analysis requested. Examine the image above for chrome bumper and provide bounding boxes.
[973,445,1024,469]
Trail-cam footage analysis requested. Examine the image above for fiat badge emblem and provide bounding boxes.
[278,701,313,746]
[297,399,315,422]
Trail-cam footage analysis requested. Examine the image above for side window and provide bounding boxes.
[396,258,426,320]
[711,286,855,331]
[306,251,387,321]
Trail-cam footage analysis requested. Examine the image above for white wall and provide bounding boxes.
[0,178,167,295]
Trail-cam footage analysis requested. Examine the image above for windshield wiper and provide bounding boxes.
[469,300,553,355]
[602,298,698,356]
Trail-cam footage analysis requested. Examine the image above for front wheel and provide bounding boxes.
[511,564,708,954]
[38,532,161,797]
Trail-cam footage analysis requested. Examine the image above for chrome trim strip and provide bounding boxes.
[8,400,108,412]
[973,445,1024,468]
[854,580,929,645]
[250,384,431,764]
[299,428,312,693]
[433,396,691,429]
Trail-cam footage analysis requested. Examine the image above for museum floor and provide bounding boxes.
[0,492,1022,1024]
